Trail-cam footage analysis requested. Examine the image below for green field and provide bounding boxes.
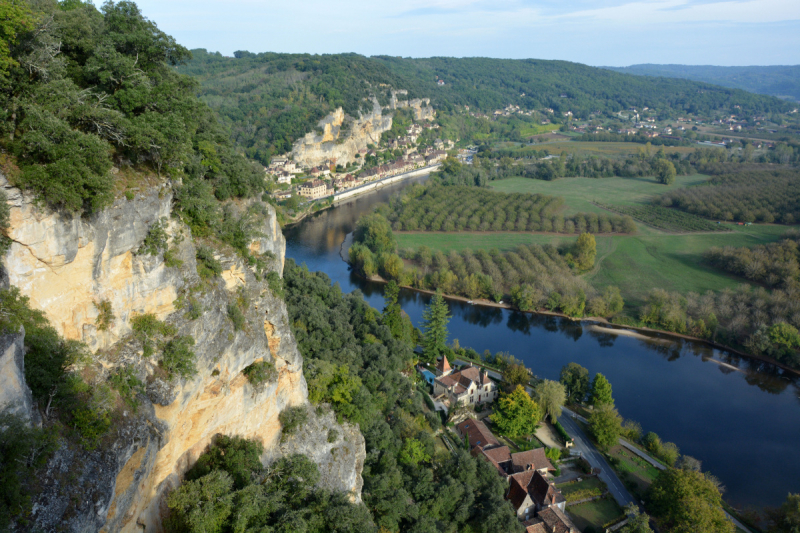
[559,477,605,500]
[488,175,709,216]
[519,123,561,136]
[503,141,701,158]
[565,497,625,531]
[394,222,791,308]
[607,445,660,498]
[588,225,788,306]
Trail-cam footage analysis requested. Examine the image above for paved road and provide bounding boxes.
[559,409,636,509]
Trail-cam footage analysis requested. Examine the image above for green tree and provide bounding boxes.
[399,438,431,466]
[647,468,734,533]
[0,0,34,80]
[588,403,622,450]
[382,281,412,342]
[490,385,541,438]
[421,291,450,363]
[166,470,235,533]
[654,159,677,185]
[769,323,800,349]
[768,493,800,533]
[620,503,654,533]
[589,373,614,406]
[503,363,530,393]
[575,233,597,270]
[560,363,590,404]
[354,212,396,255]
[534,379,566,422]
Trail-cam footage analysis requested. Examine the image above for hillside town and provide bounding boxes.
[265,120,450,203]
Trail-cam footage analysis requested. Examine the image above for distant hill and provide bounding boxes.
[605,64,800,103]
[180,51,794,164]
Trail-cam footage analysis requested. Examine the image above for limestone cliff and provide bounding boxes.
[0,175,365,532]
[388,90,436,121]
[291,99,392,168]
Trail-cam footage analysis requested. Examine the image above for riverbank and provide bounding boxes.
[283,165,438,229]
[340,240,800,377]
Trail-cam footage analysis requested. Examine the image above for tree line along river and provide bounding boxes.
[282,173,800,510]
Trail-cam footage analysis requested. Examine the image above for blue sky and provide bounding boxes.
[133,0,799,66]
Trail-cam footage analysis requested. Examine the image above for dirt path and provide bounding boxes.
[536,423,563,449]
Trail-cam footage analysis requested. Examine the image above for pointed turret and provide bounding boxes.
[436,355,452,376]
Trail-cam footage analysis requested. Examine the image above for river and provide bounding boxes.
[283,173,800,510]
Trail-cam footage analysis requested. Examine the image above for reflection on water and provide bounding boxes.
[283,174,800,509]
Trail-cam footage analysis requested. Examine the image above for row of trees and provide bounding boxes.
[383,184,636,234]
[349,212,627,319]
[659,169,800,224]
[705,230,800,288]
[283,261,524,532]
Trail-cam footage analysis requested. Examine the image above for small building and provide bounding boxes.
[299,179,328,200]
[508,470,567,522]
[437,79,445,86]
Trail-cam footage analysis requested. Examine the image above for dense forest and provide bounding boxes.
[283,261,523,533]
[0,0,269,255]
[605,64,800,103]
[178,50,793,165]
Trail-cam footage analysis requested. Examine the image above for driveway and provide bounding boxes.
[559,409,636,509]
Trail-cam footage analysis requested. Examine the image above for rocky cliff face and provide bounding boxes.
[388,90,436,121]
[291,99,392,168]
[0,175,364,532]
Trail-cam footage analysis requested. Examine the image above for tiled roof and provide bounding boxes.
[537,506,577,533]
[512,448,555,473]
[507,473,532,510]
[522,518,547,533]
[456,418,499,450]
[481,445,512,475]
[529,471,565,508]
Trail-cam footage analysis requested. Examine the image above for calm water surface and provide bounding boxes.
[283,175,800,509]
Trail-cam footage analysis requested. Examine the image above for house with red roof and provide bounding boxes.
[433,358,498,407]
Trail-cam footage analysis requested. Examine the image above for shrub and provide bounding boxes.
[185,296,203,320]
[163,247,183,268]
[266,271,284,298]
[94,299,114,331]
[242,361,276,386]
[227,303,246,331]
[554,420,571,443]
[161,336,197,379]
[0,413,58,528]
[196,246,223,279]
[109,365,144,411]
[279,405,308,438]
[137,218,169,256]
[131,313,176,358]
[0,190,11,256]
[327,429,339,443]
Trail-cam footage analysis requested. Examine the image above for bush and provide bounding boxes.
[0,413,58,528]
[227,303,247,331]
[109,365,144,411]
[554,420,571,443]
[94,299,114,331]
[327,429,339,443]
[279,405,309,438]
[161,336,197,379]
[137,218,169,256]
[196,246,223,279]
[242,361,276,386]
[266,271,284,298]
[131,313,176,358]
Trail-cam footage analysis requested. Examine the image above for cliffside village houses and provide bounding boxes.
[265,122,448,201]
[457,417,579,533]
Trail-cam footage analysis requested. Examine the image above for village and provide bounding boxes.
[417,355,623,533]
[264,120,454,204]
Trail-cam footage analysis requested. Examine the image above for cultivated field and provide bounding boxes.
[489,175,709,215]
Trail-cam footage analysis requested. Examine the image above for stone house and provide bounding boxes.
[433,358,498,407]
[299,179,328,200]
